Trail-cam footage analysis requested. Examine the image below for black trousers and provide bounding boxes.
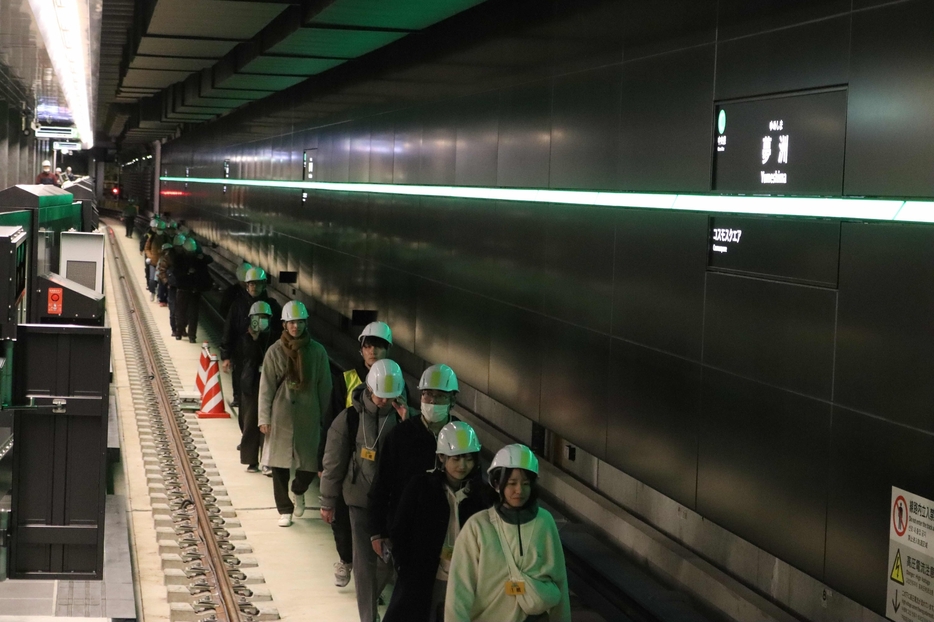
[231,358,242,409]
[238,390,263,465]
[167,287,177,334]
[271,468,316,515]
[175,290,201,340]
[124,218,134,237]
[332,493,354,564]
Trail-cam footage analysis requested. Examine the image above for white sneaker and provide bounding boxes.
[333,561,352,587]
[292,492,305,517]
[277,514,292,527]
[262,466,273,477]
[150,291,155,302]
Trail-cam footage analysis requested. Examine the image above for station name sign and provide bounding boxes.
[713,89,848,196]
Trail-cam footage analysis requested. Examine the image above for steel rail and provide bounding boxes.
[106,225,242,622]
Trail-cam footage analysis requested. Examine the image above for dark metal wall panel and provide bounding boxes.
[845,0,934,197]
[835,222,934,433]
[826,406,934,607]
[715,16,850,101]
[540,319,609,459]
[612,209,707,359]
[618,46,715,193]
[454,91,499,187]
[496,80,551,189]
[392,110,422,185]
[419,108,457,185]
[549,65,622,190]
[717,0,851,40]
[697,369,831,579]
[489,302,543,422]
[607,339,701,508]
[703,273,837,400]
[541,203,615,334]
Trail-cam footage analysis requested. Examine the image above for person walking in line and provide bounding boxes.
[122,198,137,237]
[445,445,571,622]
[220,260,252,319]
[320,359,409,622]
[258,300,331,527]
[222,267,280,411]
[144,219,169,301]
[35,160,58,185]
[368,364,458,562]
[319,321,408,589]
[383,422,493,622]
[173,237,213,343]
[239,301,277,472]
[161,234,185,337]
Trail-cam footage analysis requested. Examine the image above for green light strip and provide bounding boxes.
[160,176,934,224]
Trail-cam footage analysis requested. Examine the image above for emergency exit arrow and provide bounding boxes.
[893,589,901,613]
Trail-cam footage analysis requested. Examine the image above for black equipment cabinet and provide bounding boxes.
[10,324,110,579]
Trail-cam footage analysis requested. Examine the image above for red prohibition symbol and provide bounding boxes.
[894,495,908,537]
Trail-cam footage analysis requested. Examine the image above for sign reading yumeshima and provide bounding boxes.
[887,486,934,622]
[713,89,847,196]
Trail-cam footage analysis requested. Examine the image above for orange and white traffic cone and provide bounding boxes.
[197,355,229,419]
[196,342,210,395]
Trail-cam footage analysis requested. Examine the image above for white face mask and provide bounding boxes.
[420,402,449,424]
[251,317,270,332]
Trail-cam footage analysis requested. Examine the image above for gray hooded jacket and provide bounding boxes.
[319,384,401,509]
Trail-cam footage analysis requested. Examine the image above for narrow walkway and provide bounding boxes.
[109,222,362,621]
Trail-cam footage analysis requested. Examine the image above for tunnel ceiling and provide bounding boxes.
[100,0,488,146]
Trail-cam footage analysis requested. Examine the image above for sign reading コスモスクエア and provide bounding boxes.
[887,486,934,622]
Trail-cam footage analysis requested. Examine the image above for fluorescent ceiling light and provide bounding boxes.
[159,176,932,224]
[28,0,93,148]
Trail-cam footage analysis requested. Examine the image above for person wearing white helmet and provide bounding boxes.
[35,160,58,186]
[258,300,331,527]
[221,266,280,410]
[237,301,278,472]
[219,260,253,319]
[172,236,214,342]
[320,359,409,622]
[383,422,494,622]
[318,320,409,588]
[368,363,458,562]
[445,444,570,622]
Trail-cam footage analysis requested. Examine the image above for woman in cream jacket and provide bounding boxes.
[444,444,570,622]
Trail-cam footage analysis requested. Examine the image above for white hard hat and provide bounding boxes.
[359,321,392,346]
[41,160,51,167]
[235,262,253,282]
[436,422,480,456]
[244,267,267,282]
[150,218,159,228]
[249,301,272,317]
[418,364,458,392]
[281,300,308,321]
[488,444,539,476]
[366,359,404,399]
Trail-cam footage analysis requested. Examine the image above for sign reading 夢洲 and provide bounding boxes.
[713,89,847,196]
[887,486,934,622]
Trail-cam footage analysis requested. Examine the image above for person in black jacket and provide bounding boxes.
[221,267,279,411]
[368,364,459,561]
[238,301,278,471]
[173,237,213,343]
[383,421,492,622]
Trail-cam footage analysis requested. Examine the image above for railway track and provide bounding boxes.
[106,226,262,622]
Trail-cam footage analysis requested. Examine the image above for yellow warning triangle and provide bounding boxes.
[891,549,905,585]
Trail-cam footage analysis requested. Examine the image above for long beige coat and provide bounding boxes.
[257,337,331,471]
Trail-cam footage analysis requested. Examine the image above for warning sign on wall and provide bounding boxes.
[887,487,934,622]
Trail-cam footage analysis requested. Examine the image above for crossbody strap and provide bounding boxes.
[491,507,537,580]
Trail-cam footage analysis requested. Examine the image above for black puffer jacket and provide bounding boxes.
[367,415,458,539]
[221,291,282,360]
[383,469,494,622]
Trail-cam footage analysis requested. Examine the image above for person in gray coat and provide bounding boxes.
[258,300,332,527]
[320,359,409,622]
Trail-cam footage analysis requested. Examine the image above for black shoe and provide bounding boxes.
[230,399,240,408]
[236,444,241,451]
[246,464,260,473]
[175,334,182,341]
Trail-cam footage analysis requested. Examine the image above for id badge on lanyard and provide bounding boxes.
[505,580,526,595]
[360,447,376,461]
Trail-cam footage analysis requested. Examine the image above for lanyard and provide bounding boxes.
[362,412,391,451]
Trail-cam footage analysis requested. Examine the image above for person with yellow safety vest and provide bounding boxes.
[368,364,459,565]
[320,359,409,622]
[445,444,570,622]
[383,422,494,622]
[318,321,410,589]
